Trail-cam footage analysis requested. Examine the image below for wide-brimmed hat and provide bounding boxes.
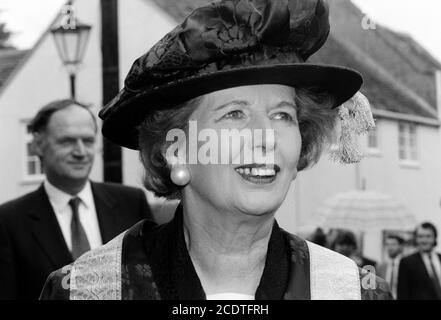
[99,0,363,150]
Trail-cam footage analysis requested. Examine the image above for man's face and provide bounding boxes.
[385,238,402,258]
[35,105,97,190]
[416,227,436,253]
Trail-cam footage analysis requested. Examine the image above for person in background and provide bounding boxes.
[398,222,441,300]
[308,228,328,248]
[377,234,404,299]
[0,100,153,300]
[332,230,377,269]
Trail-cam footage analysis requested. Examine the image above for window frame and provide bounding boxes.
[21,119,45,183]
[398,121,419,168]
[366,122,381,157]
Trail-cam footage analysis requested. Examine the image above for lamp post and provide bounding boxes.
[51,2,91,99]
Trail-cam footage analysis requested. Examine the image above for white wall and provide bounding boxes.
[0,0,103,203]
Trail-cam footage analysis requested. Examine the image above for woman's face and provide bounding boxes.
[183,84,302,216]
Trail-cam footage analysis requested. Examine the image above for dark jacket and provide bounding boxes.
[397,252,441,300]
[0,182,152,300]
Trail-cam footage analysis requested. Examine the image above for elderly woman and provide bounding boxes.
[41,0,391,300]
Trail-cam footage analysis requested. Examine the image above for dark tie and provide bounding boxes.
[69,197,90,260]
[428,254,441,299]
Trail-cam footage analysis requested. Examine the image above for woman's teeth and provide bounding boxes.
[235,167,276,177]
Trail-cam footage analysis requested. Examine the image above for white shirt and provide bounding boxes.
[385,255,401,298]
[44,180,103,252]
[421,251,441,285]
[206,293,255,300]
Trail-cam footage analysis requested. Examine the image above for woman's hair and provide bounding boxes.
[138,87,337,199]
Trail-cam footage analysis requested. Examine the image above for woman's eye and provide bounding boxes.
[272,112,295,122]
[222,110,245,120]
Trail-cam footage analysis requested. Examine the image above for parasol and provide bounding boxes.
[310,190,417,232]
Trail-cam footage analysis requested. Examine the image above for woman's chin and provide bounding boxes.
[235,197,282,217]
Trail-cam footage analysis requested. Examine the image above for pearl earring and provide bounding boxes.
[170,165,191,186]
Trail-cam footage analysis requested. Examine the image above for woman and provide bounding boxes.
[40,0,392,300]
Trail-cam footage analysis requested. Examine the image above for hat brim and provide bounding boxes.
[101,63,362,150]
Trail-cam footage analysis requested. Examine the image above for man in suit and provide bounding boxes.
[397,222,441,300]
[0,100,153,299]
[377,234,404,299]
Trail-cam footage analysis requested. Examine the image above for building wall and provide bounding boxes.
[0,0,103,203]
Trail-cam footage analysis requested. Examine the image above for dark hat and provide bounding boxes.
[99,0,363,149]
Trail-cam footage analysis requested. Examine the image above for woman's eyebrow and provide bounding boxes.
[273,101,297,110]
[214,100,249,111]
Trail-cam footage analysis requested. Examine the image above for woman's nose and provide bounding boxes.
[248,114,276,153]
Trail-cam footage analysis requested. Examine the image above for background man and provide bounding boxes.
[0,100,152,299]
[377,234,404,299]
[398,222,441,300]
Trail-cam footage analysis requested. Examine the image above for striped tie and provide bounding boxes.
[69,197,91,260]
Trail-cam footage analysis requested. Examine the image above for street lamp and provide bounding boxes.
[51,2,91,99]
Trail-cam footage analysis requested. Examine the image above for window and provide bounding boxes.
[23,122,44,180]
[398,122,418,162]
[367,126,378,149]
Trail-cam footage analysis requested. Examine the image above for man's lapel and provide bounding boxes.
[415,253,434,284]
[28,185,73,268]
[91,182,121,243]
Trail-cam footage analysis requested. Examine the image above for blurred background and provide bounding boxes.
[0,0,441,263]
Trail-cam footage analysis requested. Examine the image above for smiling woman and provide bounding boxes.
[40,0,392,300]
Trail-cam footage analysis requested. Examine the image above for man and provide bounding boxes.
[377,234,404,299]
[397,222,441,300]
[0,100,153,299]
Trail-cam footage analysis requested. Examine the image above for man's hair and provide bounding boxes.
[28,99,97,134]
[385,234,404,245]
[415,222,438,246]
[332,230,357,250]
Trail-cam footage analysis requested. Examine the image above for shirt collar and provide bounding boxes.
[389,255,402,263]
[420,250,435,258]
[143,204,292,300]
[44,180,92,212]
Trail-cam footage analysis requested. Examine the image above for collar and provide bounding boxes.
[44,180,93,212]
[389,255,402,264]
[142,204,291,300]
[421,250,439,260]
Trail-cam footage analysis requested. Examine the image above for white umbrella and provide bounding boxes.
[311,190,417,232]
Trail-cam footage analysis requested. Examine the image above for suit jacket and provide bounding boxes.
[376,262,388,280]
[0,181,152,300]
[397,252,441,300]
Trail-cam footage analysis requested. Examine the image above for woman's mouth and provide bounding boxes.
[234,164,280,184]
